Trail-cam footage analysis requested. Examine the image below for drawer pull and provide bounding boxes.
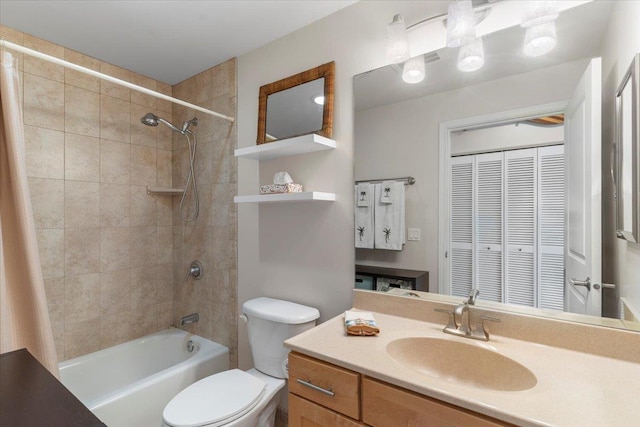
[296,378,335,397]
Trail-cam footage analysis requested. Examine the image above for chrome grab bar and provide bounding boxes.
[296,379,335,397]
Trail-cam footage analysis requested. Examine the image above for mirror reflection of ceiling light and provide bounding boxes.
[520,0,559,28]
[457,37,485,72]
[402,55,426,83]
[313,95,325,105]
[523,21,557,57]
[446,0,477,48]
[386,14,410,64]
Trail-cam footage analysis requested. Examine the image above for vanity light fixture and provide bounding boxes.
[386,14,410,64]
[520,0,559,28]
[313,95,325,105]
[446,0,477,48]
[523,21,557,57]
[457,37,485,72]
[402,55,426,84]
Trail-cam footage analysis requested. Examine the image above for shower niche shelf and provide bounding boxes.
[234,133,335,160]
[234,133,336,204]
[146,187,184,196]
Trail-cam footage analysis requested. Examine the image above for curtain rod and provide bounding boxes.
[0,39,235,123]
[355,176,416,186]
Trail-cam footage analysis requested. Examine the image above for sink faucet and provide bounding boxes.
[434,290,500,341]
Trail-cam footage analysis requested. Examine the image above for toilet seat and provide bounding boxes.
[163,369,266,427]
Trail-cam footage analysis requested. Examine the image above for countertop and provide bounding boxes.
[285,311,640,427]
[0,348,106,427]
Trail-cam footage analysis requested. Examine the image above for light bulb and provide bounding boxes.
[447,0,476,48]
[386,14,410,64]
[402,55,425,84]
[313,95,325,105]
[458,37,484,72]
[523,22,557,57]
[521,0,559,28]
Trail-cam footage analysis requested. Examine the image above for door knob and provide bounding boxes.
[570,277,591,291]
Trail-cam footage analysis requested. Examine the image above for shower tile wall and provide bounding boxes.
[2,26,175,360]
[171,59,238,368]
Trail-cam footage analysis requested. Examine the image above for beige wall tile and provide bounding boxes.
[24,125,64,179]
[131,103,157,147]
[36,229,64,279]
[65,181,100,228]
[131,305,158,339]
[131,186,157,226]
[157,226,173,265]
[131,267,157,311]
[100,183,131,227]
[65,85,100,137]
[211,226,229,270]
[156,263,173,303]
[130,226,157,267]
[0,25,24,71]
[100,269,131,316]
[23,34,64,82]
[100,62,130,101]
[131,144,156,186]
[100,140,130,184]
[65,228,100,276]
[157,149,172,187]
[157,119,173,151]
[100,312,132,349]
[156,82,172,113]
[100,95,131,143]
[28,177,64,229]
[157,197,173,226]
[44,277,65,326]
[212,183,230,227]
[130,73,157,108]
[23,73,65,131]
[64,318,101,359]
[64,49,100,92]
[64,273,101,323]
[100,227,131,272]
[157,301,174,329]
[65,133,100,182]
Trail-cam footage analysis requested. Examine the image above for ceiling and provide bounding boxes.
[0,0,356,84]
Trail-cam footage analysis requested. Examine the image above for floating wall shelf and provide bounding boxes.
[234,192,336,204]
[235,134,336,161]
[146,187,184,196]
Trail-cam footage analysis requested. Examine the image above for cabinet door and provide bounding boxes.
[289,394,363,427]
[362,377,513,427]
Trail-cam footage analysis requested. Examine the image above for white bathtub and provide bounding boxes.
[59,328,229,427]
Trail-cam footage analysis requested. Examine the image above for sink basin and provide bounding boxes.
[386,337,537,391]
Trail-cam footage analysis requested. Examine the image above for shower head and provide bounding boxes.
[140,112,183,134]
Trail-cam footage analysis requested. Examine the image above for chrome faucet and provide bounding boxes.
[434,290,500,341]
[180,313,199,326]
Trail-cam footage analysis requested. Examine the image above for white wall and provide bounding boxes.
[354,60,586,289]
[601,0,640,317]
[451,123,564,156]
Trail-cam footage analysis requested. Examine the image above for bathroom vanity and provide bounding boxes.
[284,291,640,427]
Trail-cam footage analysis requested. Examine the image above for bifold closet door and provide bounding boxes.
[450,156,474,298]
[474,152,503,302]
[504,148,537,307]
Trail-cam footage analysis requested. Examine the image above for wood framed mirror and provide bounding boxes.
[615,53,640,242]
[257,61,335,144]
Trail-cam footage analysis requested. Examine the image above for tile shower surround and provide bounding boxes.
[1,25,238,366]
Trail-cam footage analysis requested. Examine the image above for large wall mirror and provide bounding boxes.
[354,0,639,332]
[615,53,639,242]
[257,61,335,144]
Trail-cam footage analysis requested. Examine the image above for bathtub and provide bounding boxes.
[59,328,229,427]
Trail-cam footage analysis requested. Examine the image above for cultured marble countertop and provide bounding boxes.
[284,311,640,427]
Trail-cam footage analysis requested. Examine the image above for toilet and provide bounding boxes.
[162,297,320,427]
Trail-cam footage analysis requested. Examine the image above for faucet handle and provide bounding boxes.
[434,308,457,329]
[474,315,501,341]
[467,289,480,305]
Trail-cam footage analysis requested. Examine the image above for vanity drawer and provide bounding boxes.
[362,377,513,427]
[289,394,364,427]
[288,352,360,420]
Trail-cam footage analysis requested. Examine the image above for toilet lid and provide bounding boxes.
[163,369,266,427]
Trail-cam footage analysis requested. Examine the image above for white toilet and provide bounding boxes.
[162,297,320,427]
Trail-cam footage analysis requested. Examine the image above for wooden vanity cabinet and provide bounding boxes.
[288,352,513,427]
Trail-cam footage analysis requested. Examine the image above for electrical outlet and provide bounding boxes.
[407,228,421,241]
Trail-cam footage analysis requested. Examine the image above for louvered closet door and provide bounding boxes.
[505,149,537,307]
[474,152,503,302]
[450,156,474,298]
[538,145,565,310]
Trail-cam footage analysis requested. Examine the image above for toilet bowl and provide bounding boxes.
[162,298,319,427]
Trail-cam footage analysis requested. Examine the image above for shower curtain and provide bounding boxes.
[0,51,59,376]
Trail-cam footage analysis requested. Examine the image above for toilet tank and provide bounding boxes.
[242,297,319,379]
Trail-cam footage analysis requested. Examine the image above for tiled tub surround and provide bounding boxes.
[285,290,640,426]
[1,25,238,365]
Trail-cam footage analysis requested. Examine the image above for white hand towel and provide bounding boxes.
[356,183,371,207]
[374,182,405,250]
[355,184,374,248]
[380,180,395,204]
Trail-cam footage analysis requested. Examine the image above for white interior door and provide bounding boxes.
[564,58,602,316]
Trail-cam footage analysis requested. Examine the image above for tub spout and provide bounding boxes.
[180,313,199,326]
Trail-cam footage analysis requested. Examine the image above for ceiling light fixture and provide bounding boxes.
[386,14,410,64]
[457,37,485,72]
[446,0,477,48]
[523,21,557,57]
[520,0,559,28]
[313,95,325,105]
[402,55,426,84]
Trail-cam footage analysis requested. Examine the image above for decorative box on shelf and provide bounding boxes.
[260,183,303,194]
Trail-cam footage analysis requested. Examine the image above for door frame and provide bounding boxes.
[438,101,569,295]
